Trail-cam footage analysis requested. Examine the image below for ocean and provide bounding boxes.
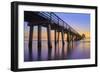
[24,38,90,61]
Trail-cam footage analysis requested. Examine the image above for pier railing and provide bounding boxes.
[38,12,80,36]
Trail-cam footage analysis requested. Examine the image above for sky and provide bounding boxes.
[55,12,90,37]
[24,12,90,40]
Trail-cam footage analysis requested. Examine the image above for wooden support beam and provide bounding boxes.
[75,35,78,41]
[67,32,70,42]
[61,30,64,58]
[28,24,34,61]
[47,24,52,60]
[67,31,71,59]
[71,34,74,49]
[57,31,60,59]
[54,29,57,59]
[38,25,42,61]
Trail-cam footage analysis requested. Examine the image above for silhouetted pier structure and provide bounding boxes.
[24,11,83,61]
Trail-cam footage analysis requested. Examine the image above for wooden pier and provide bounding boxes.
[24,11,83,60]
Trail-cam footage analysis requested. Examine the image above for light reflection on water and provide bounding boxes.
[24,39,90,62]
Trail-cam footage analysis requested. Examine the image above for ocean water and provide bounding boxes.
[24,38,90,62]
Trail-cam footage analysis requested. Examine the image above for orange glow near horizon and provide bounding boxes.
[80,32,90,39]
[24,31,90,41]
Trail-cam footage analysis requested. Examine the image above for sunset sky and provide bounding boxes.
[24,12,90,40]
[55,12,90,38]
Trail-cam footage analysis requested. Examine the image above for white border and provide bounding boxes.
[18,5,95,68]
